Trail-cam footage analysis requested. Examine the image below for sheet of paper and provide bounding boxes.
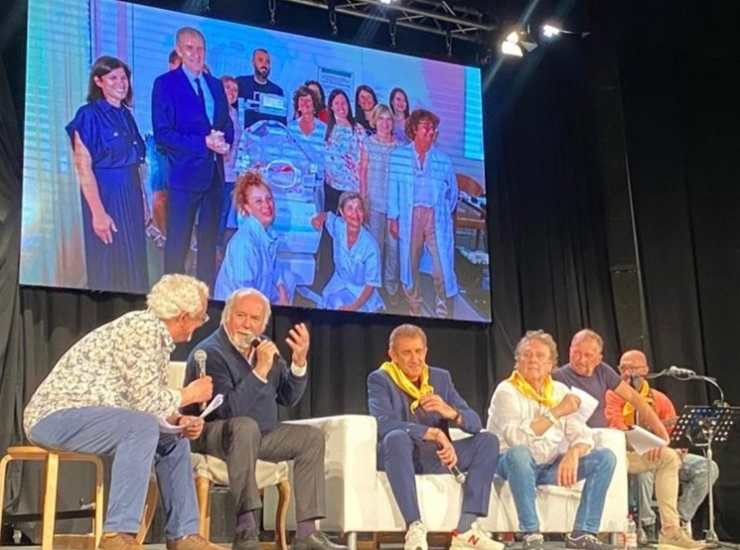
[568,386,599,423]
[626,425,667,454]
[200,394,224,418]
[158,394,224,434]
[158,417,183,434]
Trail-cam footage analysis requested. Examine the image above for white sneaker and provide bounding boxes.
[450,521,504,550]
[405,521,429,550]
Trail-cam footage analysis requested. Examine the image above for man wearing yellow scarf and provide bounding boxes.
[487,330,616,550]
[367,324,502,550]
[605,350,719,544]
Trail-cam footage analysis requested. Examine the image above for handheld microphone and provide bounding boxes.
[249,334,282,360]
[193,349,207,411]
[630,374,642,390]
[194,349,207,378]
[667,365,696,378]
[449,465,467,484]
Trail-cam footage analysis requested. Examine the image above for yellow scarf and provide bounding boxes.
[380,361,434,413]
[622,379,653,426]
[508,370,558,407]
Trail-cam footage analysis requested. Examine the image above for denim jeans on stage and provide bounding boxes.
[29,406,200,539]
[637,452,719,526]
[496,445,616,533]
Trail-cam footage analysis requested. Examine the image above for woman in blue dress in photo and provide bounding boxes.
[66,56,148,293]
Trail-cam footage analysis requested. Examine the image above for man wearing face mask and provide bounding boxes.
[183,288,344,550]
[236,48,287,129]
[605,350,719,543]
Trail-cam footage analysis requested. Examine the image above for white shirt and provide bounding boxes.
[487,378,594,465]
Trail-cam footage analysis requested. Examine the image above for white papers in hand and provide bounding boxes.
[158,417,183,434]
[626,425,667,454]
[158,394,224,434]
[568,387,599,423]
[200,394,224,418]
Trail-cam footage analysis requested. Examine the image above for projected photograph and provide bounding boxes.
[20,0,491,321]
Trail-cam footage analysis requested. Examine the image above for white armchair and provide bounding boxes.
[264,415,628,549]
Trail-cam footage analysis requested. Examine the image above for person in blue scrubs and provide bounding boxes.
[214,171,290,304]
[311,191,383,312]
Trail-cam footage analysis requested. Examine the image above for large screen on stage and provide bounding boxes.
[20,0,491,321]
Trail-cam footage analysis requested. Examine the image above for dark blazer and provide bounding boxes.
[151,67,234,192]
[367,366,482,443]
[183,326,307,432]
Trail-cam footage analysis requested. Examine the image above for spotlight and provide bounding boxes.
[542,24,561,38]
[499,29,537,57]
[379,0,394,4]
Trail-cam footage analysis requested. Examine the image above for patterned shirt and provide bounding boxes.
[24,310,182,434]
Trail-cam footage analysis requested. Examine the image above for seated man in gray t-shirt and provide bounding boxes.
[552,329,704,550]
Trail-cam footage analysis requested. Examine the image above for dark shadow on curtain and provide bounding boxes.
[611,0,740,540]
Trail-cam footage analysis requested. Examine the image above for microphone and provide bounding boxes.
[248,334,282,360]
[449,465,467,484]
[667,365,696,378]
[194,349,207,378]
[630,374,642,390]
[193,349,207,412]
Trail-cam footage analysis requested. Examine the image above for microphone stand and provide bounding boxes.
[649,370,734,549]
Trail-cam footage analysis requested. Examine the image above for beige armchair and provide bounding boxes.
[138,362,291,547]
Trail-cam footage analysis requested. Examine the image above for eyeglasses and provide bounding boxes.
[188,312,209,324]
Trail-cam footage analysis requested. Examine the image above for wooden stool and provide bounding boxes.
[0,445,104,550]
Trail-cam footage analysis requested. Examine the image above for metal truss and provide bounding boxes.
[278,0,495,44]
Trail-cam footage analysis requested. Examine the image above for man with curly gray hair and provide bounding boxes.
[24,274,222,550]
[488,330,616,550]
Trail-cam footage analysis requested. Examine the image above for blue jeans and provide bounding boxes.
[637,453,719,526]
[29,407,200,539]
[496,445,616,533]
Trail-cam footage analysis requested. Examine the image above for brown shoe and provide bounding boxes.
[166,534,224,549]
[98,532,144,550]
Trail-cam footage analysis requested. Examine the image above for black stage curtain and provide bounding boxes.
[608,0,740,540]
[1,14,617,539]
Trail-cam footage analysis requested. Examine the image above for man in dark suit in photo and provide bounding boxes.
[152,27,234,287]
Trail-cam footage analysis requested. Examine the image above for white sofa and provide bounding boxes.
[264,415,628,549]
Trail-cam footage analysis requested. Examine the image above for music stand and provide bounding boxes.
[670,405,740,548]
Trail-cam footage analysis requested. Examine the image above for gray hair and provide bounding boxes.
[176,27,205,47]
[515,330,559,368]
[389,324,427,350]
[221,288,272,326]
[147,274,208,320]
[571,329,604,351]
[338,191,366,216]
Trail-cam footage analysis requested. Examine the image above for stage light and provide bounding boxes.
[542,24,561,38]
[500,29,537,57]
[500,40,523,57]
[379,0,394,4]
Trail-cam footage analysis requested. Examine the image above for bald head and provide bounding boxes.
[618,349,649,381]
